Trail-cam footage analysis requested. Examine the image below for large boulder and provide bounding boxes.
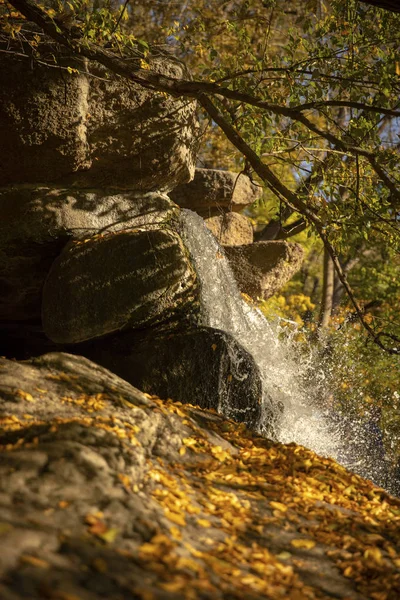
[1,352,400,600]
[0,49,198,190]
[42,227,199,344]
[0,188,179,322]
[224,241,304,300]
[205,212,254,246]
[170,168,262,217]
[81,326,263,429]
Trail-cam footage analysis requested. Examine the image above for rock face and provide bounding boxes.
[0,52,198,190]
[42,228,199,344]
[205,212,254,246]
[0,188,180,322]
[1,352,400,600]
[224,241,305,300]
[170,168,262,217]
[82,326,263,429]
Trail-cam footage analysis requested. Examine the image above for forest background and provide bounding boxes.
[1,0,400,471]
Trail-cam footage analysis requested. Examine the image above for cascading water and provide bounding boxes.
[181,209,340,459]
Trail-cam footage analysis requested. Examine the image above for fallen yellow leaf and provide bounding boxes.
[98,528,119,544]
[16,389,34,402]
[197,518,211,528]
[364,547,383,563]
[270,501,287,513]
[164,509,186,526]
[290,538,316,550]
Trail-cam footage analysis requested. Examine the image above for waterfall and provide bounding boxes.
[181,209,340,459]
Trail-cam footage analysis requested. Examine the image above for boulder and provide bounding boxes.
[224,241,304,300]
[0,49,198,190]
[1,352,400,600]
[0,188,179,322]
[170,168,262,217]
[205,212,254,246]
[42,227,199,344]
[0,55,90,186]
[81,326,263,429]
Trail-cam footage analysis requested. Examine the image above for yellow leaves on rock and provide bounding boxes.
[61,393,108,412]
[85,513,119,543]
[15,389,35,402]
[164,509,186,526]
[210,445,231,463]
[363,547,383,564]
[0,414,39,432]
[196,518,211,528]
[139,533,176,560]
[270,501,288,513]
[4,365,400,600]
[290,538,316,550]
[118,473,131,489]
[169,526,182,540]
[182,437,199,450]
[149,468,201,526]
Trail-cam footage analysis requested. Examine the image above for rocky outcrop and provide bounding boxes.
[42,227,199,344]
[224,241,305,301]
[0,188,180,322]
[170,168,262,217]
[81,326,263,429]
[1,352,400,600]
[0,52,198,190]
[205,212,254,246]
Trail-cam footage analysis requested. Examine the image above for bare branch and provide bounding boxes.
[293,100,400,117]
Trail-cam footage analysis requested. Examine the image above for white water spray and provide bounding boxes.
[181,210,340,459]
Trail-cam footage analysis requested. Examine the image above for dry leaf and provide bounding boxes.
[16,389,34,402]
[270,501,287,513]
[290,538,316,550]
[197,518,211,528]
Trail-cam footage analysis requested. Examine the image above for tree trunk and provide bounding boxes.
[318,247,335,329]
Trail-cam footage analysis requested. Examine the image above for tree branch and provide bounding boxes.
[360,0,400,13]
[293,100,400,117]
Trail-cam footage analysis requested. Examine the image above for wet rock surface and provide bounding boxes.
[1,353,400,600]
[224,241,305,301]
[81,326,263,429]
[42,227,199,344]
[170,169,262,217]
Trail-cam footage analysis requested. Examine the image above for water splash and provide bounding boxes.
[181,210,339,459]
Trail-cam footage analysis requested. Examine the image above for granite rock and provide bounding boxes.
[224,241,304,300]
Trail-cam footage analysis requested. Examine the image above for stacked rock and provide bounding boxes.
[170,168,304,300]
[0,44,264,428]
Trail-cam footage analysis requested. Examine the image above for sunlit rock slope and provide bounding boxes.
[1,353,400,600]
